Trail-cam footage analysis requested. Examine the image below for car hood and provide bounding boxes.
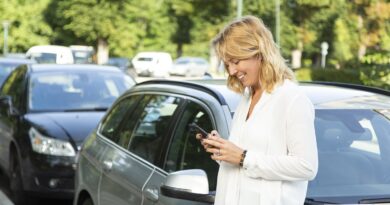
[25,112,105,145]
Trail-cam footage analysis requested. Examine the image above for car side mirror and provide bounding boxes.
[160,169,214,204]
[0,95,19,116]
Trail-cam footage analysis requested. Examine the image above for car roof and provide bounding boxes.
[29,64,122,73]
[135,79,390,111]
[0,57,36,64]
[27,45,71,53]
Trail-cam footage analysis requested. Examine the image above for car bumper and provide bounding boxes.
[21,152,76,199]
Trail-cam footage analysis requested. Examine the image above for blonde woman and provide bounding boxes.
[198,16,318,204]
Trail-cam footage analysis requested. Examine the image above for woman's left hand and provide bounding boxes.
[203,130,244,166]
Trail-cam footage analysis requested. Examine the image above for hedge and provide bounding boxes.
[294,66,390,90]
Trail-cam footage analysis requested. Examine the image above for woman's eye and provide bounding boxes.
[233,60,240,65]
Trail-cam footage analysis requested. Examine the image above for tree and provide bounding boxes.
[46,0,176,63]
[0,0,52,53]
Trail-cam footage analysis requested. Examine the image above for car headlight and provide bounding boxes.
[28,127,76,157]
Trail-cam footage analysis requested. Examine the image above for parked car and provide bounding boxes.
[0,57,35,86]
[74,79,390,205]
[69,45,94,64]
[26,45,74,64]
[170,57,209,77]
[132,51,172,77]
[106,57,137,78]
[0,64,135,205]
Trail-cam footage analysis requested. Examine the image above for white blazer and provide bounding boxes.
[214,79,318,205]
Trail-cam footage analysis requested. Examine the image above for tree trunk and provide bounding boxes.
[357,15,366,60]
[176,43,183,59]
[97,38,109,64]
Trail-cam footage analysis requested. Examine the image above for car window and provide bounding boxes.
[0,66,27,110]
[119,95,182,165]
[164,101,218,191]
[29,53,57,64]
[0,63,20,85]
[99,95,140,142]
[308,109,390,199]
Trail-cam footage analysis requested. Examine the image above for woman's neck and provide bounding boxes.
[251,85,262,97]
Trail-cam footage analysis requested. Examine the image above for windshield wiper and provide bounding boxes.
[305,198,335,204]
[64,107,108,112]
[359,197,390,204]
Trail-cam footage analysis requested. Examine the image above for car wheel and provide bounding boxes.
[9,151,27,205]
[81,198,94,205]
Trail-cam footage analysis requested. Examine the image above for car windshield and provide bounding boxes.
[307,109,390,201]
[72,50,93,64]
[29,53,57,64]
[107,58,129,68]
[175,58,190,64]
[28,71,134,111]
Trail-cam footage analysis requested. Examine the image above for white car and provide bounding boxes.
[132,51,172,77]
[26,45,74,64]
[170,57,209,77]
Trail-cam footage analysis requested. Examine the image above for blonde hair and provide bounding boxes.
[212,15,295,94]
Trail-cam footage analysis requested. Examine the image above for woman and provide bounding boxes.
[198,16,318,204]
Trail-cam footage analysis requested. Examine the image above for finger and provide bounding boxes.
[211,154,223,161]
[206,136,225,145]
[206,147,219,154]
[203,139,221,148]
[195,133,203,140]
[210,130,219,137]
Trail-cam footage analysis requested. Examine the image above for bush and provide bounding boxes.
[294,66,390,90]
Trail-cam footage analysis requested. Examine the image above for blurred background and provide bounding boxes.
[1,0,389,88]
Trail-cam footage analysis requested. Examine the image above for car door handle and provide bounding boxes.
[144,187,159,202]
[102,160,113,172]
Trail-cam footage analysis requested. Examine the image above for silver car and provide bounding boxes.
[74,80,390,205]
[169,57,209,77]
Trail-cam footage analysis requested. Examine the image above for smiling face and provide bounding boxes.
[213,16,295,94]
[225,57,261,91]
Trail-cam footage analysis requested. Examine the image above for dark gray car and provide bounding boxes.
[74,80,390,205]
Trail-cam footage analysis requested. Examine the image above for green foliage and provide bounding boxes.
[295,66,390,90]
[332,18,354,63]
[0,0,53,53]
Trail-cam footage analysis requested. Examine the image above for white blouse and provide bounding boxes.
[214,79,318,205]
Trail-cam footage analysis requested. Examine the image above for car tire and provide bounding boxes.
[9,150,27,205]
[81,198,94,205]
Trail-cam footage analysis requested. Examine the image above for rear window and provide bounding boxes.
[137,57,153,61]
[29,53,57,64]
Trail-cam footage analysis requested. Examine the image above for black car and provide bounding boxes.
[74,79,390,205]
[0,57,35,86]
[0,64,135,204]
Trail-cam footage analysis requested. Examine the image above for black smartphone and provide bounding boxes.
[189,122,209,138]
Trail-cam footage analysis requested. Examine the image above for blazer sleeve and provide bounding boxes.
[242,93,318,181]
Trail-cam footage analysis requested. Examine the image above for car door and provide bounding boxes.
[0,66,27,171]
[98,94,183,205]
[143,100,219,205]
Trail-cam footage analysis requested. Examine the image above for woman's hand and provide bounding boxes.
[201,130,244,166]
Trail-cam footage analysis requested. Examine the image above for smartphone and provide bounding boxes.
[189,123,209,138]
